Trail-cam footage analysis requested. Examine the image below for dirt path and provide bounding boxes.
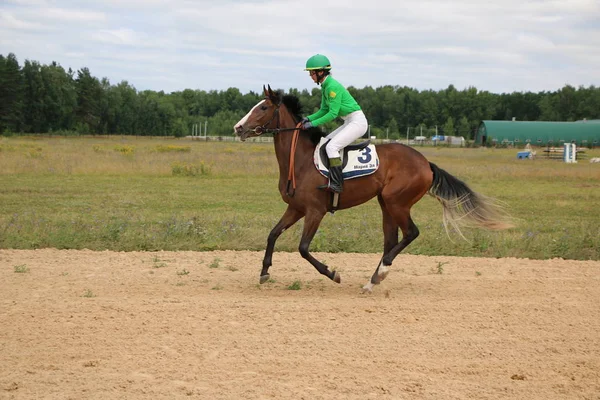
[1,249,599,399]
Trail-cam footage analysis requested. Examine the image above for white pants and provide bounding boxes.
[324,110,368,159]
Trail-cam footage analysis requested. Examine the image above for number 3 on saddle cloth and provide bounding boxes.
[313,137,379,180]
[313,137,379,212]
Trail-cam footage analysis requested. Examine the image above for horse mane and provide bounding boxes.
[281,94,324,146]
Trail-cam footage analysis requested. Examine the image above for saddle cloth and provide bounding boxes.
[313,137,379,179]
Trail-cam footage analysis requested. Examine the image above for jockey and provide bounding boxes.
[301,54,368,194]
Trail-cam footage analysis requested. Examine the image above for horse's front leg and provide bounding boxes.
[261,206,304,284]
[299,210,341,283]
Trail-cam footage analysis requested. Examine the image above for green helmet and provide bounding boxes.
[304,54,332,71]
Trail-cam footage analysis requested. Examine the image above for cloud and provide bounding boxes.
[0,11,46,30]
[42,7,106,23]
[1,0,598,94]
[90,28,144,46]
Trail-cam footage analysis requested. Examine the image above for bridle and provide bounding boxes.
[252,99,298,135]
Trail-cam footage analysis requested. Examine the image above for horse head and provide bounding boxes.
[234,85,282,141]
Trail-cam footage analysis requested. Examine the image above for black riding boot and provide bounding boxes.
[318,165,343,193]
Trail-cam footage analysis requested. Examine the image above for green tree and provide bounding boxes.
[457,116,471,139]
[40,62,77,132]
[538,93,560,121]
[419,91,439,127]
[575,85,600,119]
[137,91,162,136]
[21,60,46,132]
[207,110,245,136]
[5,52,600,138]
[0,53,23,133]
[387,117,400,139]
[115,81,139,134]
[442,117,455,136]
[157,95,176,135]
[75,68,103,134]
[556,85,578,121]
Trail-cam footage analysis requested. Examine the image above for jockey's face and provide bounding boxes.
[309,70,321,84]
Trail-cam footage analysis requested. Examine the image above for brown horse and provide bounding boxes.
[234,85,512,293]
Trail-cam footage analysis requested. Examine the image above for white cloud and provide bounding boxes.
[90,28,143,46]
[1,0,598,94]
[5,0,50,5]
[42,7,106,23]
[516,33,556,52]
[0,11,46,30]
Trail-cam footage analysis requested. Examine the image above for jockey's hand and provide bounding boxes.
[300,117,309,124]
[302,121,313,130]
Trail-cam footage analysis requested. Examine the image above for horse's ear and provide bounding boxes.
[267,84,280,104]
[263,85,268,97]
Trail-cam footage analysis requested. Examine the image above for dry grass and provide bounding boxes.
[0,136,276,177]
[1,136,599,260]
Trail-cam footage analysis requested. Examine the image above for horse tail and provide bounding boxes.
[428,162,513,239]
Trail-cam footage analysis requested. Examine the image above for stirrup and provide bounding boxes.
[317,181,342,193]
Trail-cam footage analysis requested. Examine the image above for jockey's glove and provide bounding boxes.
[302,121,313,130]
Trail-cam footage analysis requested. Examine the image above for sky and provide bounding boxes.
[1,0,599,95]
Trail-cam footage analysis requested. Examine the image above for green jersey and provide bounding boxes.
[307,76,361,127]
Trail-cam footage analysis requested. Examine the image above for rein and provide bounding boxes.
[251,127,298,134]
[285,123,302,197]
[251,102,302,197]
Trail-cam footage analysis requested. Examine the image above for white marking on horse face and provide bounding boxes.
[233,99,265,132]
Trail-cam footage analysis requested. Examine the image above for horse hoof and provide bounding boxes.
[362,283,374,294]
[259,274,270,284]
[332,271,341,284]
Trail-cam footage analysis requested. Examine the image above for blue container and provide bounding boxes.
[517,151,531,159]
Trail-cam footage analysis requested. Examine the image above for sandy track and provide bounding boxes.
[1,249,599,399]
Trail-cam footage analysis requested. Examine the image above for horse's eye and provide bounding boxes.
[260,105,268,111]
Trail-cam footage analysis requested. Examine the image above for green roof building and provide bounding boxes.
[476,120,600,147]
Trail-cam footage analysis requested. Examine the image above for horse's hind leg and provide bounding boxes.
[362,196,398,292]
[372,195,399,281]
[261,206,303,284]
[363,204,419,293]
[299,210,341,283]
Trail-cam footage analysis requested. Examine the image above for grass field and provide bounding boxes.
[1,135,599,260]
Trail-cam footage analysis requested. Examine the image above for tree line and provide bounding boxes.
[1,53,599,139]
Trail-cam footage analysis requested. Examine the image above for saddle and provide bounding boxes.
[314,138,379,180]
[313,138,380,213]
[319,140,370,169]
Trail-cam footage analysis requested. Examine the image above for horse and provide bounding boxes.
[234,85,512,293]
